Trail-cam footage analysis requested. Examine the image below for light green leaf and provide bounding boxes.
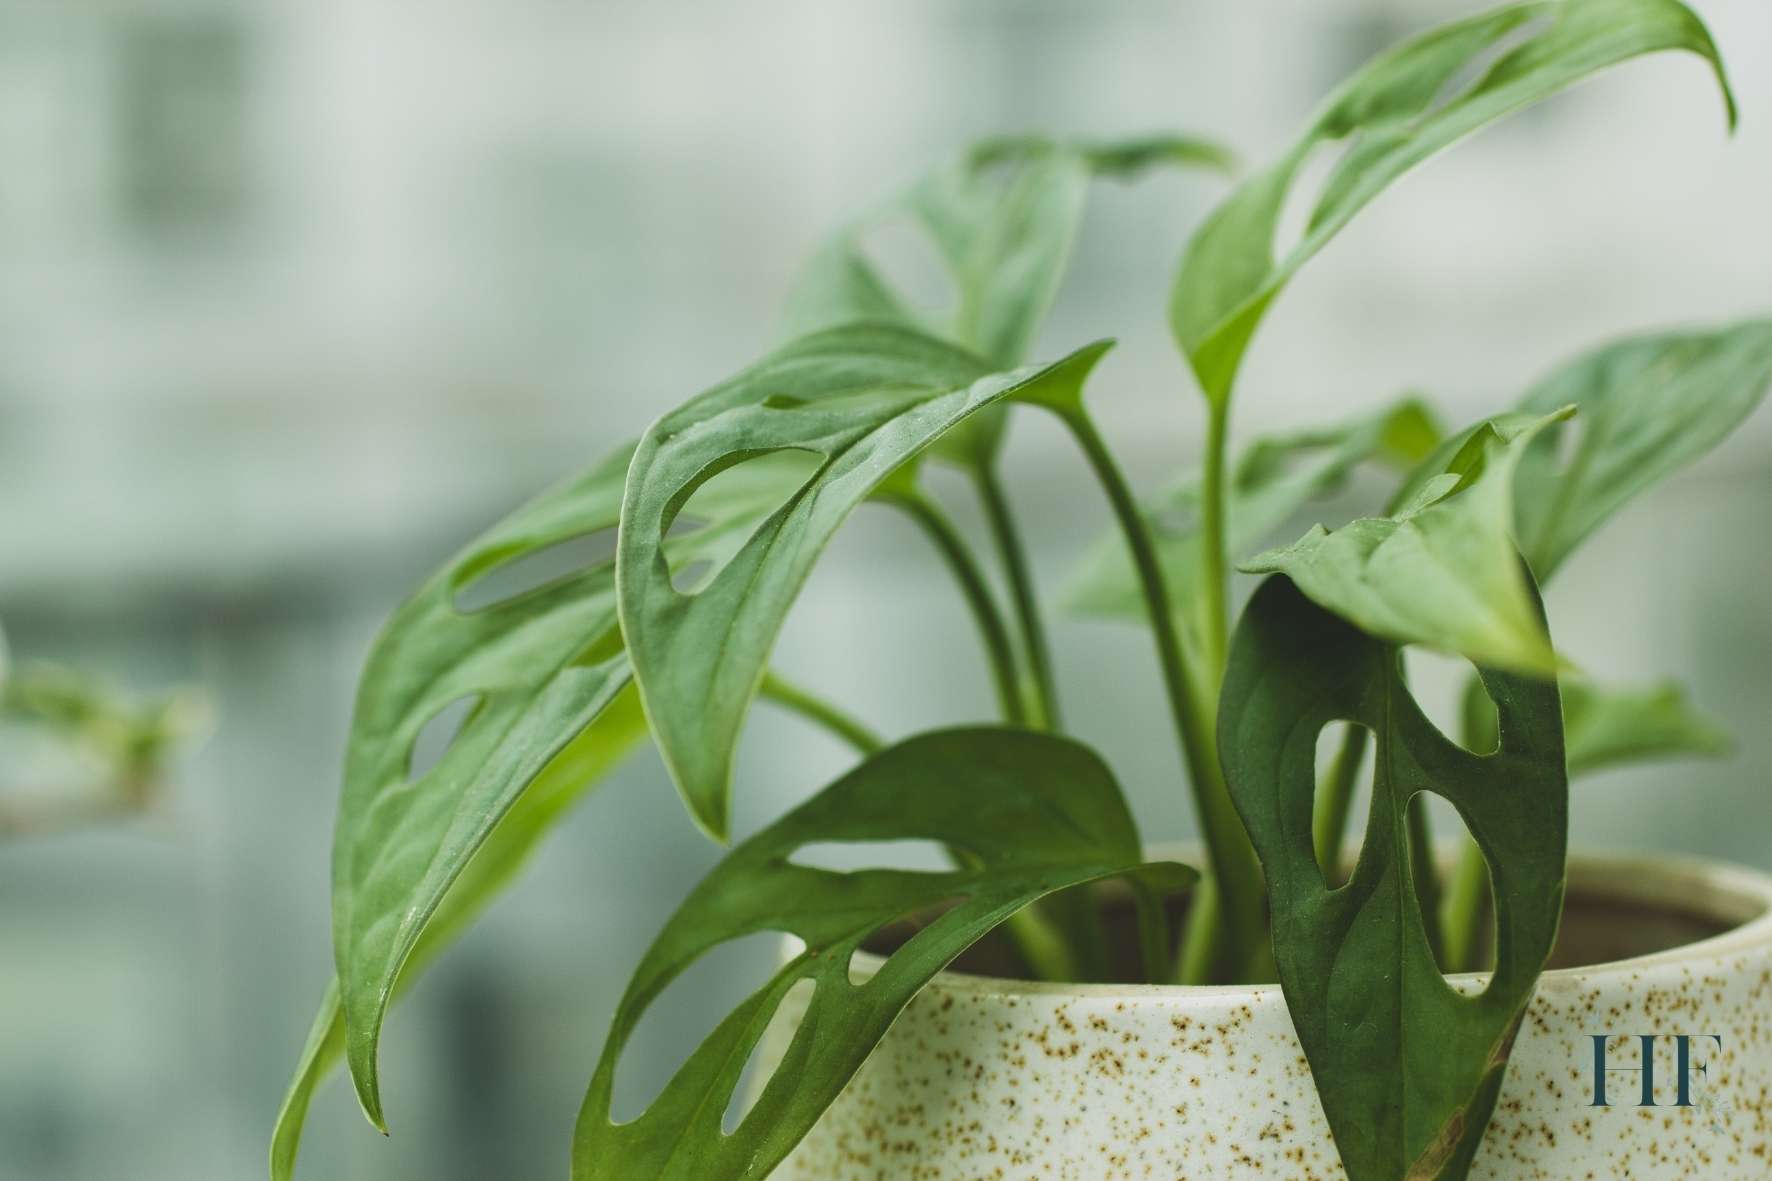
[788,134,1229,465]
[1563,679,1732,774]
[1171,0,1735,406]
[572,726,1192,1181]
[1244,410,1568,674]
[1066,396,1441,620]
[1221,575,1567,1181]
[329,441,797,1130]
[1514,318,1772,576]
[1462,674,1730,777]
[271,689,646,1180]
[616,325,1110,840]
[784,146,1086,381]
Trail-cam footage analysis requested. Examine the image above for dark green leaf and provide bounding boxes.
[1244,410,1568,673]
[1066,396,1440,620]
[1171,0,1735,406]
[1462,674,1730,777]
[1221,576,1566,1181]
[271,690,646,1180]
[616,326,1110,840]
[330,442,793,1129]
[1513,318,1772,576]
[572,726,1191,1181]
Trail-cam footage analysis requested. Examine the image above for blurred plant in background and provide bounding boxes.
[0,622,207,838]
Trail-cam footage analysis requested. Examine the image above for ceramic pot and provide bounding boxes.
[762,850,1772,1179]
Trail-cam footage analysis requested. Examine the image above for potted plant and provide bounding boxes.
[274,2,1772,1178]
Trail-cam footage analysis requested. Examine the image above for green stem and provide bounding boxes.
[758,672,884,756]
[1408,796,1446,967]
[889,491,1027,726]
[1174,871,1221,984]
[1440,679,1499,972]
[1197,402,1232,673]
[1312,724,1368,881]
[973,466,1060,729]
[1440,838,1492,973]
[888,489,1079,981]
[1061,409,1264,984]
[1128,875,1171,986]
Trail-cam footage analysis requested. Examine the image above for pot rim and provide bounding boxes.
[846,847,1772,1000]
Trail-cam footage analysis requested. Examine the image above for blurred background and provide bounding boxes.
[1,0,1768,1177]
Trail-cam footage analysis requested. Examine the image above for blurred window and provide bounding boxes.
[116,14,251,241]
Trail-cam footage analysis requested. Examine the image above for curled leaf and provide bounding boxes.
[1171,0,1735,405]
[1244,410,1569,674]
[616,327,1110,840]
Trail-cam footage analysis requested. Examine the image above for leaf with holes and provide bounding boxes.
[787,133,1228,464]
[271,689,646,1181]
[1066,396,1441,622]
[572,726,1192,1181]
[1462,674,1729,778]
[616,325,1110,840]
[327,441,808,1133]
[1220,576,1566,1181]
[1512,318,1772,577]
[1244,410,1568,674]
[1171,0,1735,405]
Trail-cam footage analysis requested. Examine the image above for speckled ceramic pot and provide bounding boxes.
[763,851,1772,1179]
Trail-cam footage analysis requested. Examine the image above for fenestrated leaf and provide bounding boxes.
[787,134,1229,465]
[617,326,1111,840]
[572,726,1192,1181]
[1220,576,1566,1181]
[1066,396,1440,621]
[271,688,645,1180]
[1244,410,1569,674]
[1462,674,1729,777]
[1513,318,1772,576]
[330,442,803,1130]
[1171,0,1735,406]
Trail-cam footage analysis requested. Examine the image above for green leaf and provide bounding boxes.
[784,146,1085,381]
[787,134,1229,466]
[1221,576,1567,1181]
[572,726,1192,1181]
[616,326,1110,840]
[1244,410,1568,674]
[1066,396,1441,620]
[1171,0,1735,406]
[329,441,796,1130]
[1563,679,1733,774]
[1461,674,1730,777]
[271,689,646,1180]
[1513,318,1772,576]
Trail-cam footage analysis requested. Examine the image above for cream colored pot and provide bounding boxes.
[762,851,1772,1179]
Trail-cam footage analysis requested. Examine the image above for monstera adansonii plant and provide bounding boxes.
[274,3,1770,1179]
